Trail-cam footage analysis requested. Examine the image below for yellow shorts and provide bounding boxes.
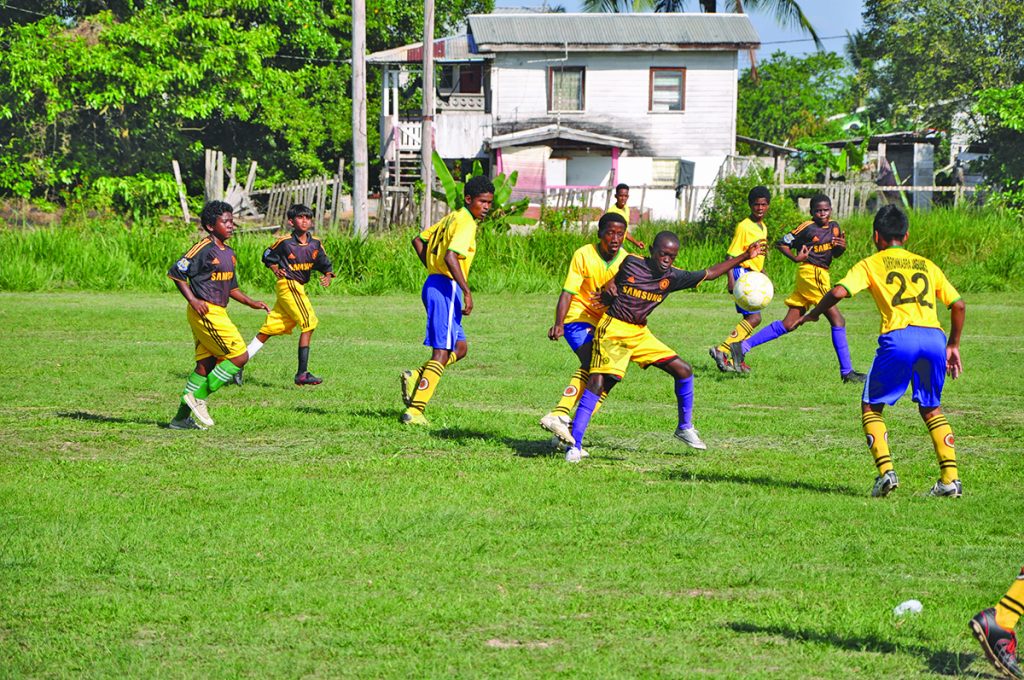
[784,264,832,309]
[187,303,247,361]
[590,315,677,379]
[259,279,319,336]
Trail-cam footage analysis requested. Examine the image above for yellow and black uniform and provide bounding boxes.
[420,207,477,281]
[778,219,843,309]
[258,232,334,336]
[562,244,629,327]
[592,254,707,379]
[168,237,247,361]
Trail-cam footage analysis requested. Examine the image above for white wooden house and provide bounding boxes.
[368,13,759,219]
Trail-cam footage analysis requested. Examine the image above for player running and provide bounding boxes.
[971,566,1024,679]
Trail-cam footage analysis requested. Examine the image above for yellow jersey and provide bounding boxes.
[606,204,630,224]
[419,207,478,280]
[562,244,628,326]
[837,247,961,335]
[726,217,768,272]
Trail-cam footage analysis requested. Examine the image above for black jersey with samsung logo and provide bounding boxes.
[777,220,843,269]
[167,237,238,307]
[606,254,707,326]
[262,232,333,285]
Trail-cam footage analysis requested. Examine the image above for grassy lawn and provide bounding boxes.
[1,290,1021,677]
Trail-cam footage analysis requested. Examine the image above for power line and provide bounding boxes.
[760,34,848,45]
[3,3,50,18]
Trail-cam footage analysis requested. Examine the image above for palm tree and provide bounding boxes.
[582,0,823,51]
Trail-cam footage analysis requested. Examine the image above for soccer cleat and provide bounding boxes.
[709,346,733,373]
[674,427,708,450]
[232,367,244,386]
[970,607,1023,679]
[728,343,750,374]
[842,370,867,384]
[871,470,899,497]
[182,393,214,428]
[295,371,323,386]
[540,412,574,446]
[168,415,206,430]
[928,478,963,498]
[738,361,752,374]
[565,446,584,463]
[400,410,429,426]
[400,370,417,407]
[550,436,588,457]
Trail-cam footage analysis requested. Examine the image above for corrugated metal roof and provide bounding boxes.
[468,13,759,50]
[366,34,490,64]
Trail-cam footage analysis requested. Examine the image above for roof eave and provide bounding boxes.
[475,42,758,52]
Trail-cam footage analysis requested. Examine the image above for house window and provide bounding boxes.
[649,68,685,112]
[548,66,585,112]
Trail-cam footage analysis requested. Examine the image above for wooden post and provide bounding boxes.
[352,0,369,236]
[420,0,436,231]
[171,160,190,225]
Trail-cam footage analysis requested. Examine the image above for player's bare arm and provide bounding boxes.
[832,232,847,256]
[548,291,573,341]
[705,241,767,281]
[320,272,335,287]
[946,299,966,379]
[411,236,428,267]
[778,243,810,263]
[443,249,473,316]
[230,288,270,312]
[173,278,209,316]
[270,264,287,279]
[625,232,645,250]
[797,285,849,327]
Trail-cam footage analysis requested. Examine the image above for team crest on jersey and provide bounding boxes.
[944,433,954,448]
[313,250,319,258]
[232,256,237,265]
[563,385,578,398]
[176,257,190,272]
[659,278,670,290]
[418,377,429,390]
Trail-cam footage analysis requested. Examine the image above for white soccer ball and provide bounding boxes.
[733,271,774,311]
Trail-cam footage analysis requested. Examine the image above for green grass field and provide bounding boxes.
[1,290,1022,677]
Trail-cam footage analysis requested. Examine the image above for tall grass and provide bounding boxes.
[0,207,1019,295]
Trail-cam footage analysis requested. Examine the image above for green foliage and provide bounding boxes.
[87,173,181,224]
[431,151,532,234]
[975,84,1024,215]
[737,51,857,145]
[696,166,804,245]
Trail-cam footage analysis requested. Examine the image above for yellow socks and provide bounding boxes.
[718,318,755,353]
[593,390,608,416]
[862,411,892,475]
[552,368,588,418]
[408,360,445,415]
[995,569,1024,630]
[924,413,958,484]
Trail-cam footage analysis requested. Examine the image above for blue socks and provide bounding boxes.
[571,389,601,448]
[831,326,854,376]
[675,377,694,430]
[741,320,788,353]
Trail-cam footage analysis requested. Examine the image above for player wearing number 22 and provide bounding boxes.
[399,176,495,425]
[796,205,966,498]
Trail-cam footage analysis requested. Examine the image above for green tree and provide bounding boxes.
[975,84,1024,212]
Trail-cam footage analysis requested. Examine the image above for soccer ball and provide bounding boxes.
[733,271,774,311]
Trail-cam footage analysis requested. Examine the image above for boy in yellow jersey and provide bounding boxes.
[727,194,866,383]
[399,176,494,425]
[709,185,771,373]
[237,204,335,386]
[971,567,1024,679]
[167,201,269,429]
[797,205,966,497]
[605,183,646,250]
[540,213,628,447]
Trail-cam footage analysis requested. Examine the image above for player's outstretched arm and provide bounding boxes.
[172,278,209,316]
[412,236,428,268]
[443,249,473,316]
[548,291,573,341]
[778,243,810,263]
[832,232,847,258]
[946,299,966,378]
[230,288,270,312]
[704,241,766,281]
[797,286,848,327]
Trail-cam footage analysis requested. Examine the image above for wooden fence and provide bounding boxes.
[250,160,345,229]
[775,183,979,217]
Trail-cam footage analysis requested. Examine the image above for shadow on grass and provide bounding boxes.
[57,411,167,428]
[665,467,862,497]
[295,406,332,416]
[726,622,979,677]
[351,407,401,420]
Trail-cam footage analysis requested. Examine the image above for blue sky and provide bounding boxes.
[491,0,866,61]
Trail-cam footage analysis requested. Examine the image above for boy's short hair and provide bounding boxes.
[200,200,233,229]
[464,175,495,198]
[873,204,909,240]
[652,230,679,250]
[748,186,771,204]
[615,183,629,193]
[287,203,314,221]
[810,193,831,209]
[598,212,627,235]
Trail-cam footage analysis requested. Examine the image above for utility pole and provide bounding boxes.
[420,0,435,230]
[352,0,369,237]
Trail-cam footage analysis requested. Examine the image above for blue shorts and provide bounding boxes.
[421,274,466,350]
[563,322,595,352]
[732,266,759,316]
[863,326,947,408]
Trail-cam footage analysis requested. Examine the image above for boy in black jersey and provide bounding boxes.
[237,204,335,386]
[565,231,765,462]
[168,201,269,429]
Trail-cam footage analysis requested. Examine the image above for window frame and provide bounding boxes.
[547,66,586,113]
[648,67,686,113]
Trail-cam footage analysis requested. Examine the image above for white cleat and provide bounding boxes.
[169,415,206,430]
[674,427,707,450]
[565,446,584,463]
[550,436,588,457]
[182,393,214,428]
[540,412,574,446]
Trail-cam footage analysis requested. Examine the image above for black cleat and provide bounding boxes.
[709,346,732,373]
[728,343,749,374]
[970,607,1023,679]
[295,371,323,386]
[842,370,867,384]
[232,367,244,386]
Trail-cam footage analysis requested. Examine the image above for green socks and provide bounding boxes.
[193,361,242,399]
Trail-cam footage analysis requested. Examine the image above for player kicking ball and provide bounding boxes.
[565,231,765,462]
[168,201,269,429]
[237,203,335,386]
[795,205,966,497]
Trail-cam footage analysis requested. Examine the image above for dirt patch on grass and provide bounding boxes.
[486,638,559,650]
